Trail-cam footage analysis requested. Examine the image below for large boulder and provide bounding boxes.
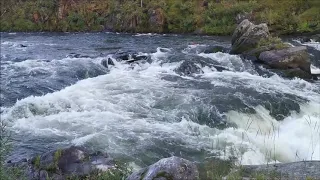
[6,146,115,180]
[231,19,270,54]
[259,46,311,75]
[127,156,199,180]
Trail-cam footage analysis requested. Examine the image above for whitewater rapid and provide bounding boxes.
[1,33,320,166]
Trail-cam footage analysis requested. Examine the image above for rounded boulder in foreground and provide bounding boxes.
[127,156,199,180]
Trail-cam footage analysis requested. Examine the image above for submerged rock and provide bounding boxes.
[101,58,115,68]
[6,146,114,180]
[203,45,229,54]
[175,61,203,76]
[259,46,311,75]
[114,51,150,62]
[127,156,199,180]
[100,51,151,68]
[300,34,320,43]
[230,19,269,54]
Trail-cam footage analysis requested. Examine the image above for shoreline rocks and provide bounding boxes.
[7,148,320,180]
[6,146,115,180]
[231,19,315,79]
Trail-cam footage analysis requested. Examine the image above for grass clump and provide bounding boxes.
[199,159,235,180]
[33,155,41,169]
[257,36,290,50]
[68,160,133,180]
[0,120,25,180]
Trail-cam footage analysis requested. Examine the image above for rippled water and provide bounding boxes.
[1,32,320,167]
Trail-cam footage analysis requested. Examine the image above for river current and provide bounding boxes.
[1,32,320,167]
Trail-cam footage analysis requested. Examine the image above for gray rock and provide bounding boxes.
[312,34,320,42]
[241,161,320,180]
[113,51,151,63]
[259,46,311,75]
[175,61,203,76]
[235,12,253,24]
[127,156,199,180]
[203,46,228,54]
[242,45,276,62]
[231,19,270,54]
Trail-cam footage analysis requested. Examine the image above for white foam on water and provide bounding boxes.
[134,33,158,37]
[182,44,208,54]
[303,40,320,50]
[293,39,320,50]
[198,52,246,71]
[311,65,320,74]
[223,102,320,165]
[200,70,319,100]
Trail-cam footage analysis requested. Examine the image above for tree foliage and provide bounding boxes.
[0,0,319,35]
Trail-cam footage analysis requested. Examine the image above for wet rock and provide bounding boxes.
[231,19,270,54]
[203,46,228,54]
[299,34,320,43]
[127,156,199,180]
[300,37,312,43]
[101,58,115,68]
[259,46,311,76]
[7,146,115,180]
[240,161,320,180]
[241,45,276,62]
[113,51,151,63]
[175,61,203,76]
[311,34,320,42]
[282,68,314,79]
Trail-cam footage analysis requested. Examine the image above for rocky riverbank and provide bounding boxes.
[5,146,320,180]
[230,19,319,80]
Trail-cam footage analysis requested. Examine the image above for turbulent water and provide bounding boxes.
[1,32,320,167]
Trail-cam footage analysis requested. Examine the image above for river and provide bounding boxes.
[1,32,319,168]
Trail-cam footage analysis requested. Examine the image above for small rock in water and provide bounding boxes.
[203,45,228,54]
[110,51,151,64]
[101,58,115,68]
[127,156,199,180]
[175,61,203,76]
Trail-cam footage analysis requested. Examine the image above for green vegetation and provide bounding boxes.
[34,155,41,169]
[67,161,132,180]
[257,36,290,50]
[0,120,25,180]
[1,0,319,35]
